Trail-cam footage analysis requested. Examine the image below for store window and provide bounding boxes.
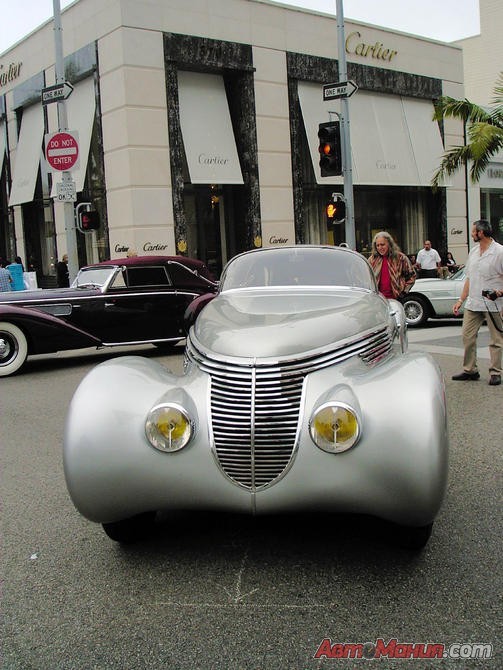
[296,84,443,256]
[481,190,503,242]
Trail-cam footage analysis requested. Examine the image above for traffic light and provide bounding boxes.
[318,121,342,177]
[326,195,346,225]
[78,210,100,232]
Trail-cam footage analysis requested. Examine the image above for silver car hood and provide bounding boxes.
[192,288,389,358]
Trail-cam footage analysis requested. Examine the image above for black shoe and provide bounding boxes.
[452,371,480,381]
[489,375,501,386]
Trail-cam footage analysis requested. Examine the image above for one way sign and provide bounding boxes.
[323,80,358,101]
[41,82,74,105]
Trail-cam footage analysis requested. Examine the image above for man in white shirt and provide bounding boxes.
[452,220,503,386]
[416,240,441,278]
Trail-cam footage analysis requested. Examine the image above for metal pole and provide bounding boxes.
[336,0,356,249]
[52,0,79,282]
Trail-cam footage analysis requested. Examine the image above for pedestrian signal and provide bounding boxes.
[326,196,346,224]
[78,210,100,232]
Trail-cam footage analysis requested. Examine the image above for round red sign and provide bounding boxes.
[45,131,79,171]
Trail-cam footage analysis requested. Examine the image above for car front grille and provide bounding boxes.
[187,326,392,491]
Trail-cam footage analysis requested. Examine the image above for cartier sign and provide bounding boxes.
[345,31,398,62]
[114,242,170,254]
[198,154,229,166]
[0,61,22,88]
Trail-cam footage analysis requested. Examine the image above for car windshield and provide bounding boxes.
[447,267,465,280]
[72,266,117,289]
[220,247,377,292]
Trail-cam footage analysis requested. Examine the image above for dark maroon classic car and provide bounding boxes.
[0,256,217,377]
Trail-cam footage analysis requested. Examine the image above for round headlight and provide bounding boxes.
[309,402,360,453]
[145,403,193,452]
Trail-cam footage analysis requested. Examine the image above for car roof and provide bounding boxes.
[85,255,215,279]
[90,255,203,269]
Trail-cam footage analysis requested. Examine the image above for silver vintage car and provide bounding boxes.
[64,246,449,549]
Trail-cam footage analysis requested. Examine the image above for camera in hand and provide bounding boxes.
[482,289,499,301]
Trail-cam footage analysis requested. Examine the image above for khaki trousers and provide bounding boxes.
[462,308,503,375]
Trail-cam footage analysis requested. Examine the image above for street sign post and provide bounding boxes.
[51,0,79,285]
[41,81,74,105]
[323,80,358,102]
[56,173,77,202]
[45,130,80,172]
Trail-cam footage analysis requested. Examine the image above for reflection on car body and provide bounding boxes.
[64,246,448,550]
[0,256,217,376]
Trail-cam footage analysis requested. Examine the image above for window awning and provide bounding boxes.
[178,71,243,185]
[8,104,45,206]
[50,77,96,196]
[298,81,444,187]
[402,97,446,185]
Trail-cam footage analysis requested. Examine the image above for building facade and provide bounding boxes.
[456,0,503,243]
[0,0,469,284]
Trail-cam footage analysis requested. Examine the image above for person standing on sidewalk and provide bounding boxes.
[452,220,503,386]
[56,254,70,288]
[416,240,441,278]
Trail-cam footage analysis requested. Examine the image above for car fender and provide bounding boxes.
[183,291,217,333]
[0,303,101,354]
[404,290,434,312]
[64,355,251,523]
[279,350,449,525]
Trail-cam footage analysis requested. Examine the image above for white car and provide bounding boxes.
[402,268,466,327]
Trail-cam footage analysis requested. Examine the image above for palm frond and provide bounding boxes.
[432,73,503,190]
[489,108,503,127]
[431,145,472,189]
[466,122,503,159]
[433,97,491,124]
[470,132,503,181]
[491,71,503,107]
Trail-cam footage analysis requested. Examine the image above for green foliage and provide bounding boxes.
[431,72,503,189]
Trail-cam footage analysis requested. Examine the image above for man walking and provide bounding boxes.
[56,254,70,288]
[452,220,503,386]
[416,240,441,278]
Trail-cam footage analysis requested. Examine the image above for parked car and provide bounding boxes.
[0,256,217,376]
[64,246,448,549]
[402,267,466,327]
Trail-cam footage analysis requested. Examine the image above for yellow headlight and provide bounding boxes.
[309,402,360,453]
[145,404,193,452]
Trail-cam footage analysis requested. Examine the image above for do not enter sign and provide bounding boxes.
[45,130,80,172]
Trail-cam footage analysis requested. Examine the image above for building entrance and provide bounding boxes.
[183,184,246,279]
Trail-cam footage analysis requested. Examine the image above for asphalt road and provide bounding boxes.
[1,324,501,669]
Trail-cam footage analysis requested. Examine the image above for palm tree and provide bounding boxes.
[431,72,503,189]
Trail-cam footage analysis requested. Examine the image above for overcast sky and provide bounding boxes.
[0,0,480,56]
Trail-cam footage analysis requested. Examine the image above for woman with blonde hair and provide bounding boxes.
[368,231,415,300]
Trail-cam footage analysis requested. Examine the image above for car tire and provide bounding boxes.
[0,322,29,377]
[394,522,433,550]
[102,511,157,544]
[402,295,430,327]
